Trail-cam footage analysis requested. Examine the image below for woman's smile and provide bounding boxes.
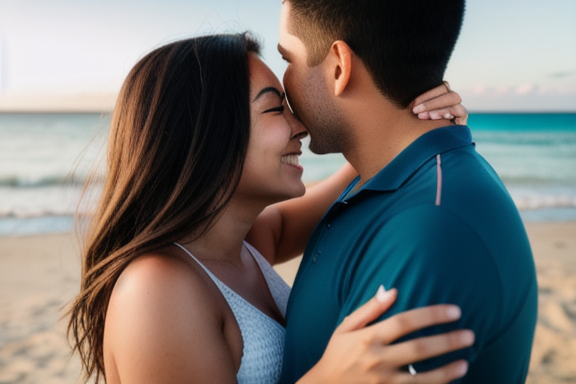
[281,152,303,170]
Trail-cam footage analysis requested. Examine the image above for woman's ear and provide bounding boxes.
[330,40,353,97]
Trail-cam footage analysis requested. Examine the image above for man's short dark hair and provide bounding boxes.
[287,0,465,107]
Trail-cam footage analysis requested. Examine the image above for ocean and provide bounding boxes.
[0,112,575,236]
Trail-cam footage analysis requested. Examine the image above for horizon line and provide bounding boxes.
[1,109,575,115]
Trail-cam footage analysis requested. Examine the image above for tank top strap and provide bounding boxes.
[173,242,220,281]
[172,241,287,384]
[243,241,290,316]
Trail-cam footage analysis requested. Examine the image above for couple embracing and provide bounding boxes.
[68,1,537,383]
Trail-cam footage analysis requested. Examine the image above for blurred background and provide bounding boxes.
[1,0,575,235]
[0,1,575,383]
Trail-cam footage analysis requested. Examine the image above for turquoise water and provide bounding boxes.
[0,112,575,235]
[468,113,576,222]
[470,113,576,186]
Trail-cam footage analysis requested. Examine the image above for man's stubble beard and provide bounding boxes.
[296,69,352,155]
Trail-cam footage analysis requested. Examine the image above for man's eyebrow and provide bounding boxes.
[253,87,284,102]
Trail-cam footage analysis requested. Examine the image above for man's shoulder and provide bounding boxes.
[439,146,507,199]
[362,204,494,263]
[357,201,531,281]
[420,147,523,229]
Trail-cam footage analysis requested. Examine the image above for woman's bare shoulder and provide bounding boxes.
[104,250,238,383]
[114,250,201,292]
[107,249,222,325]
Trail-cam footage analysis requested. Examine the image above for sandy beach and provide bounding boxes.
[1,221,575,383]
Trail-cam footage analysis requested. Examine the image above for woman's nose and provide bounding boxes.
[286,110,308,140]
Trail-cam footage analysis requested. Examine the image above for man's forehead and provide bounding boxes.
[277,30,306,57]
[278,1,295,40]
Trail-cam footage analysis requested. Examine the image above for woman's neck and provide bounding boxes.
[178,198,263,265]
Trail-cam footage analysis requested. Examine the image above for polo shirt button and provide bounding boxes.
[312,250,321,264]
[327,223,331,229]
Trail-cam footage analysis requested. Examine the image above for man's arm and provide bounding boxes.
[337,206,502,380]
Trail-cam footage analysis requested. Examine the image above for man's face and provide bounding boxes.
[278,1,351,155]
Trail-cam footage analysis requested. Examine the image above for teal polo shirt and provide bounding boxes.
[279,125,537,384]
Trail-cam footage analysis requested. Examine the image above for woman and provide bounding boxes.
[68,33,472,384]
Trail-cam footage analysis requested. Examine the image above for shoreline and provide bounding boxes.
[2,206,576,238]
[1,221,575,383]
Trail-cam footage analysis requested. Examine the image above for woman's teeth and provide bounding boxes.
[281,154,300,166]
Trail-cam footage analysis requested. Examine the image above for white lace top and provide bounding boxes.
[173,241,291,384]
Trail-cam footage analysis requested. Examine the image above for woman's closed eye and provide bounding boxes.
[263,105,285,114]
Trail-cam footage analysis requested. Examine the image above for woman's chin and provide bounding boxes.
[276,181,306,202]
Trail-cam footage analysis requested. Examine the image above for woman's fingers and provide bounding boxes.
[371,305,463,345]
[379,330,475,369]
[337,286,398,333]
[306,298,473,384]
[452,104,468,125]
[413,91,462,115]
[412,83,452,108]
[399,360,469,384]
[419,105,468,123]
[412,85,469,125]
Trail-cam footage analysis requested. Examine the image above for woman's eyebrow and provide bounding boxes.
[253,87,284,102]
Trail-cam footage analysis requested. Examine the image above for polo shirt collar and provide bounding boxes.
[347,125,473,195]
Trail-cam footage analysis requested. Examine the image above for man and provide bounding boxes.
[277,1,538,383]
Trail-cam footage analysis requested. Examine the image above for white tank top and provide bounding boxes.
[173,241,290,384]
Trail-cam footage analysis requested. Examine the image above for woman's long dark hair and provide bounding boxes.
[67,33,261,383]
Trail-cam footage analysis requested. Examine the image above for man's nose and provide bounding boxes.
[287,110,308,140]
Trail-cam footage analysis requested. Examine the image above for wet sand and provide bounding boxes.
[1,222,574,383]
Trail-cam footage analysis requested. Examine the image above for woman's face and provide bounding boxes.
[236,54,308,206]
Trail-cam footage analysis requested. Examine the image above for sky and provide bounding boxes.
[0,0,575,112]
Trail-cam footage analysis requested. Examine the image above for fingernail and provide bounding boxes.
[455,361,469,377]
[376,285,388,302]
[461,330,475,345]
[446,305,461,319]
[413,104,425,113]
[443,113,453,119]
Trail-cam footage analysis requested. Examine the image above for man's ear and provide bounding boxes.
[330,40,353,97]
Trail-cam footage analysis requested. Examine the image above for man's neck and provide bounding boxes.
[343,101,451,187]
[330,55,452,187]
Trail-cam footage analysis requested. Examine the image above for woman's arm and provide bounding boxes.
[246,162,357,265]
[104,254,238,384]
[247,84,468,265]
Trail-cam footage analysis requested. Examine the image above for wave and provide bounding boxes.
[512,195,576,211]
[0,210,78,219]
[508,186,576,211]
[0,173,105,187]
[1,199,574,219]
[0,186,573,220]
[499,176,576,187]
[0,183,103,219]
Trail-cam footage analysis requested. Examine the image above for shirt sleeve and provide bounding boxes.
[337,204,503,380]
